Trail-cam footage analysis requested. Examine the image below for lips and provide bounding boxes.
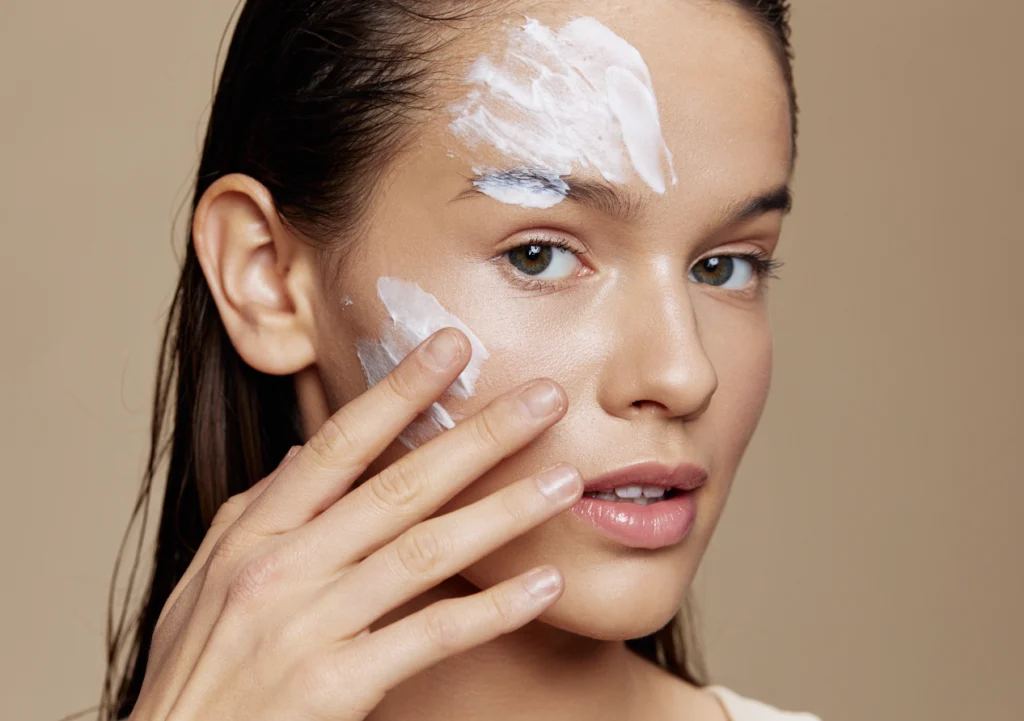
[582,460,708,494]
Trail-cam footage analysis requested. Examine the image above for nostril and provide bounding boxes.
[630,399,668,412]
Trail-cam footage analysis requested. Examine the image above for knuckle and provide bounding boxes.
[368,463,422,511]
[290,652,378,718]
[485,588,522,629]
[207,526,250,571]
[270,609,317,651]
[212,493,249,526]
[469,407,505,452]
[422,603,462,650]
[306,416,352,466]
[290,654,338,712]
[497,485,530,525]
[223,551,285,612]
[384,364,422,405]
[394,528,448,578]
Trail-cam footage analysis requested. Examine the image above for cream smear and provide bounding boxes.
[448,16,677,208]
[472,168,570,209]
[356,277,490,450]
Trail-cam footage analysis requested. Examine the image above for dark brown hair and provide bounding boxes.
[79,2,796,718]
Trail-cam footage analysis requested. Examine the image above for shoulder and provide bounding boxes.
[704,685,823,721]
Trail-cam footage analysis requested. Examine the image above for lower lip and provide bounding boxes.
[569,491,697,549]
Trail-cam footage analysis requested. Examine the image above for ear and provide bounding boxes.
[192,174,317,376]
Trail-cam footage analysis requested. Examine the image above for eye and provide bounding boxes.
[504,240,584,281]
[688,251,784,290]
[689,255,756,289]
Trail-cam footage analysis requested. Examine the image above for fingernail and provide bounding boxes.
[536,464,581,501]
[424,330,461,370]
[524,567,562,599]
[518,381,562,419]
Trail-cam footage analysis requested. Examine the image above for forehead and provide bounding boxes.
[398,1,792,223]
[626,1,794,191]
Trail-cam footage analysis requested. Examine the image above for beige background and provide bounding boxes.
[2,1,1021,720]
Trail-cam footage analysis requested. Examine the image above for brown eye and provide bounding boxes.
[504,242,582,280]
[689,256,754,289]
[507,244,553,276]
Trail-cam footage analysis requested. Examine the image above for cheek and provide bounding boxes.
[328,276,496,452]
[703,310,774,473]
[312,292,377,409]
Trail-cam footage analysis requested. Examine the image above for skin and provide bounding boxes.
[191,1,792,719]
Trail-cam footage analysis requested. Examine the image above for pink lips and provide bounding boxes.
[582,461,708,494]
[569,461,708,549]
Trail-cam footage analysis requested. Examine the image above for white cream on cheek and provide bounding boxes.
[355,277,490,450]
[448,16,677,208]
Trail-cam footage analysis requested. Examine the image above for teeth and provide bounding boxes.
[586,485,671,504]
[612,485,667,499]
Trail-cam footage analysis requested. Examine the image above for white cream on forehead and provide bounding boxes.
[448,15,677,208]
[355,277,490,450]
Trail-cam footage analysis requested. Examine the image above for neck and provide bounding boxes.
[365,575,664,721]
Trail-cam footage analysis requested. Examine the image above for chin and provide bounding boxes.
[538,592,687,641]
[534,556,698,641]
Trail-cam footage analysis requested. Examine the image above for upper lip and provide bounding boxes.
[583,461,709,493]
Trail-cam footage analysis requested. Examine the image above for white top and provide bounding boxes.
[705,686,822,721]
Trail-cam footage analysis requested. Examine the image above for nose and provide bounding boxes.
[596,274,719,422]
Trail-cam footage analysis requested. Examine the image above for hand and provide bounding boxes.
[128,327,581,720]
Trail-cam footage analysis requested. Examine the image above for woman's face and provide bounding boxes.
[306,1,792,640]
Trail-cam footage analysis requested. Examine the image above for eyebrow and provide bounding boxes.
[453,167,792,227]
[717,184,793,226]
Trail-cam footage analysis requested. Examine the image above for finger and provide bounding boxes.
[314,463,581,635]
[295,377,568,570]
[237,327,471,536]
[157,445,302,629]
[327,566,563,704]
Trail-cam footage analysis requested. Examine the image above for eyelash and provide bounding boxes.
[500,238,783,290]
[720,251,785,281]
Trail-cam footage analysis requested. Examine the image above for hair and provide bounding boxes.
[82,2,796,719]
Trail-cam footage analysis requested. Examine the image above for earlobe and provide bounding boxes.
[192,174,317,376]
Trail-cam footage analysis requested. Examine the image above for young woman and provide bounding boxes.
[102,1,817,719]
